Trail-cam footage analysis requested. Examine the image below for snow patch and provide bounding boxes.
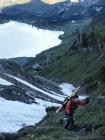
[0,77,13,85]
[59,83,88,100]
[44,88,66,98]
[79,95,88,100]
[59,83,74,96]
[95,7,103,12]
[0,97,59,133]
[6,74,65,101]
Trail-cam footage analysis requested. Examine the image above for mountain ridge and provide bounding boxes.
[0,0,99,26]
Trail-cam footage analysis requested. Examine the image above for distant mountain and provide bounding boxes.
[83,0,100,6]
[0,0,98,25]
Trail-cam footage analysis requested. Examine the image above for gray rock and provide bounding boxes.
[96,96,105,104]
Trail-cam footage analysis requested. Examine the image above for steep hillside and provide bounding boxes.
[13,102,105,140]
[23,18,92,74]
[26,0,105,85]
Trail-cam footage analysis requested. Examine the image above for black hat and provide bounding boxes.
[72,94,78,98]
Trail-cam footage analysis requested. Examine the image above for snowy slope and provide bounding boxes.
[0,75,71,132]
[59,83,74,96]
[0,75,87,133]
[6,74,65,101]
[0,75,78,133]
[0,97,58,132]
[0,77,13,86]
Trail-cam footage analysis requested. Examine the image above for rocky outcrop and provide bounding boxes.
[0,60,63,104]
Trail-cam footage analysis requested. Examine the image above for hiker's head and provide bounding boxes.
[74,94,78,98]
[71,95,79,100]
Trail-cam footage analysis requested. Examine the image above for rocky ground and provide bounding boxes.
[0,59,64,104]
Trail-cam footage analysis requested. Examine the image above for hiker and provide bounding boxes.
[63,95,89,130]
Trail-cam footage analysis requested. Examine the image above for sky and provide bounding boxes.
[0,0,79,8]
[0,0,31,9]
[41,0,78,5]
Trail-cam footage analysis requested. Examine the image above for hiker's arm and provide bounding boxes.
[78,97,90,106]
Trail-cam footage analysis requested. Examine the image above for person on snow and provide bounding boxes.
[63,94,89,130]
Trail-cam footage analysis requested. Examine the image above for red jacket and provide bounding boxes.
[65,98,88,113]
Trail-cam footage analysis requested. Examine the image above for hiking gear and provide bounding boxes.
[62,97,69,109]
[65,100,71,113]
[71,98,79,111]
[63,95,79,110]
[56,86,80,113]
[64,97,89,114]
[64,98,79,113]
[71,94,79,99]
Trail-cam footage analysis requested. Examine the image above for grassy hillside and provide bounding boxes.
[32,1,105,85]
[23,18,91,73]
[16,102,105,140]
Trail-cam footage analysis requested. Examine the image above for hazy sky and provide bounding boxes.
[41,0,78,4]
[0,0,31,9]
[0,0,79,8]
[0,21,63,58]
